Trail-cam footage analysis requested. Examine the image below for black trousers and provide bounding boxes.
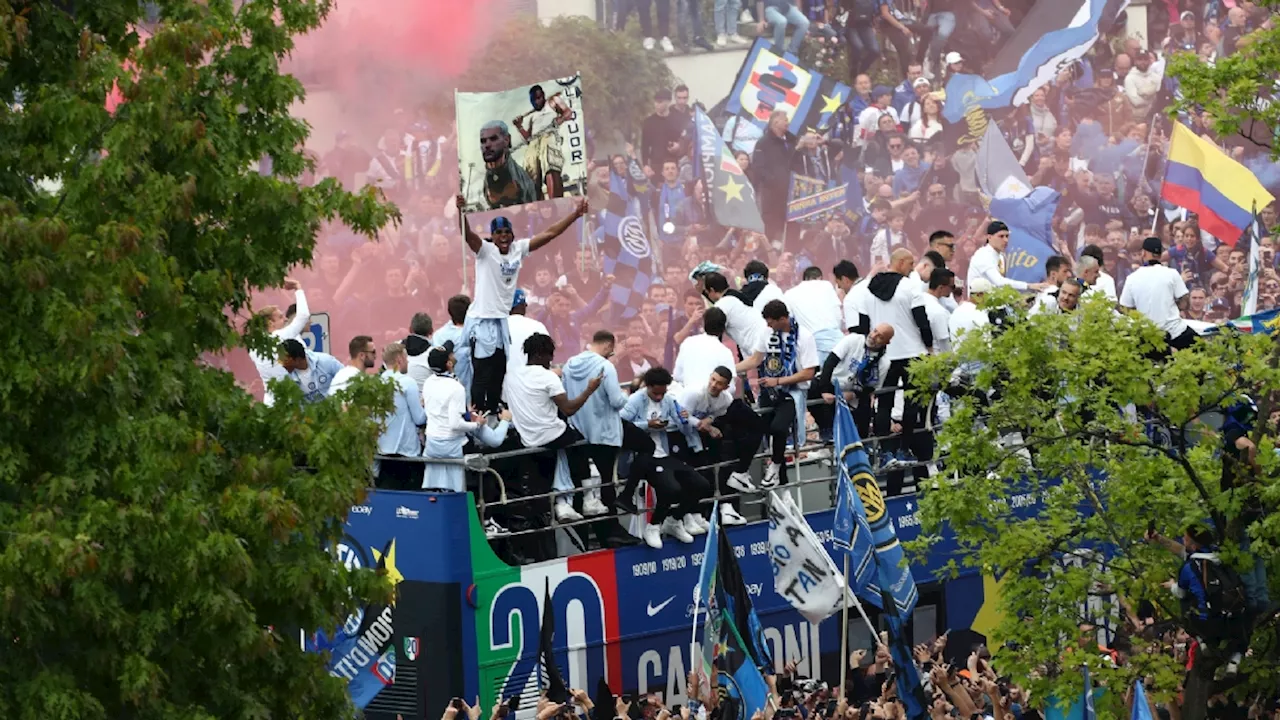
[1169,326,1199,351]
[617,421,658,501]
[649,454,711,524]
[470,347,507,413]
[689,400,765,510]
[617,0,670,36]
[762,390,800,484]
[375,455,422,491]
[874,358,922,447]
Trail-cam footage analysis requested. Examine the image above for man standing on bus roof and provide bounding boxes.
[452,193,588,413]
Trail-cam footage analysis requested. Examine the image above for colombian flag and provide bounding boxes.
[1160,122,1274,246]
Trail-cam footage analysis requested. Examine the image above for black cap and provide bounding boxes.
[1142,236,1163,255]
[987,221,1009,235]
[427,341,455,373]
[654,88,672,101]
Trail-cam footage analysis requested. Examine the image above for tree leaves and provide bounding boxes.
[1,1,395,717]
[910,293,1280,702]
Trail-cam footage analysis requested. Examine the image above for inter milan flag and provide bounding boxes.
[694,106,766,232]
[942,0,1121,123]
[596,171,654,320]
[724,38,851,146]
[989,187,1062,284]
[712,523,771,720]
[830,385,883,608]
[538,580,568,703]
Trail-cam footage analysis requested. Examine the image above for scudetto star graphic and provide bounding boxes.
[371,538,404,604]
[719,176,746,202]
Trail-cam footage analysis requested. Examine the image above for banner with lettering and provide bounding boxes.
[725,38,851,152]
[766,492,847,624]
[788,174,849,223]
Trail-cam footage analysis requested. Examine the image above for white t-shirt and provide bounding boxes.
[841,279,868,332]
[1119,264,1190,336]
[967,243,1029,291]
[469,239,531,319]
[850,276,929,361]
[673,333,737,395]
[761,323,820,390]
[784,280,844,336]
[1095,270,1118,300]
[921,293,952,354]
[679,384,733,423]
[753,282,785,315]
[423,373,479,439]
[503,364,568,447]
[1030,288,1060,315]
[949,301,989,342]
[715,294,769,356]
[829,333,889,391]
[327,365,362,396]
[506,314,550,371]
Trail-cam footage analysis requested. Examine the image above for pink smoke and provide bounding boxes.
[289,0,500,117]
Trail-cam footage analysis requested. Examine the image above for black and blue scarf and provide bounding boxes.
[763,316,800,380]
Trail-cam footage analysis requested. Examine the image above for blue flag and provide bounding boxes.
[831,384,882,609]
[696,503,723,674]
[831,385,919,617]
[1082,665,1097,720]
[1130,681,1153,720]
[990,187,1062,284]
[941,0,1116,122]
[880,581,929,720]
[713,519,772,720]
[596,171,654,319]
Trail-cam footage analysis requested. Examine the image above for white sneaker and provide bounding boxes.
[729,33,748,44]
[554,502,584,523]
[660,36,675,52]
[643,36,656,50]
[739,9,752,22]
[683,513,707,536]
[807,447,832,462]
[693,513,711,532]
[716,33,728,47]
[484,517,511,539]
[583,496,609,517]
[662,516,695,543]
[643,524,663,549]
[721,505,748,526]
[761,462,781,488]
[726,470,757,493]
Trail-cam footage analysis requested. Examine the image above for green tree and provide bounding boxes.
[1168,2,1280,155]
[431,15,675,142]
[908,292,1280,717]
[0,1,396,717]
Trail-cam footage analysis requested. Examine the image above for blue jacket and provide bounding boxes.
[563,350,629,446]
[621,389,703,454]
[1174,550,1217,621]
[291,350,345,403]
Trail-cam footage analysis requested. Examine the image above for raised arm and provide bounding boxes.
[552,372,603,417]
[456,194,485,254]
[530,197,589,252]
[276,281,310,340]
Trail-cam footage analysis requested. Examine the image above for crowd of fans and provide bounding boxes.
[437,604,1280,720]
[232,0,1280,547]
[243,2,1280,711]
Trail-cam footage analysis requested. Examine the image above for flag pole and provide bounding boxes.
[838,554,851,702]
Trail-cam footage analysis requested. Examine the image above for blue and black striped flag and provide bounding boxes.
[596,170,653,320]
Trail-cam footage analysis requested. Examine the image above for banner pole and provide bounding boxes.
[838,554,851,703]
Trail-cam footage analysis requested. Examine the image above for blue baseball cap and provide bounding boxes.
[491,216,513,233]
[511,288,528,309]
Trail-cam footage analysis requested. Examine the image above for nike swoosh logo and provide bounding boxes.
[647,596,676,617]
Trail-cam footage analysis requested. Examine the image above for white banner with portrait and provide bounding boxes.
[455,74,587,212]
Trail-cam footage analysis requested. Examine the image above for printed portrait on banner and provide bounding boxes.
[456,74,587,212]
